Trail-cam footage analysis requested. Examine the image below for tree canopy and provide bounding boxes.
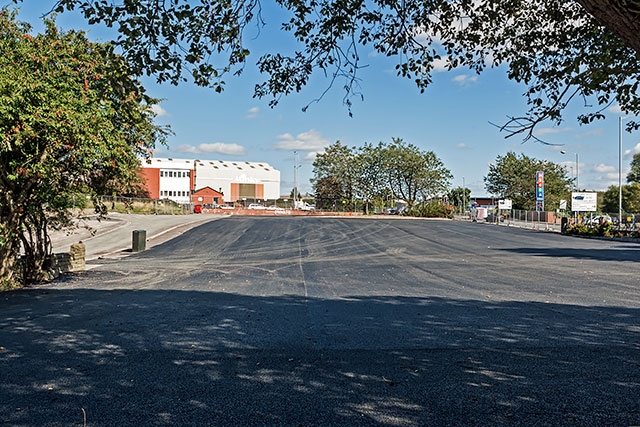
[484,152,572,210]
[627,152,640,183]
[601,183,640,214]
[447,186,471,212]
[0,9,166,286]
[313,139,451,211]
[23,0,640,137]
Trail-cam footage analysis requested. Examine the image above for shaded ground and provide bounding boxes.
[2,218,640,426]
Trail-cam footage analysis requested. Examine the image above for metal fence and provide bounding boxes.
[98,196,192,215]
[478,209,639,234]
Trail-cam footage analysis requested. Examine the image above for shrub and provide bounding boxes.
[566,222,612,237]
[407,202,454,218]
[565,223,597,236]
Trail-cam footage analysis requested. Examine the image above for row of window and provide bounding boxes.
[160,170,190,178]
[161,190,190,197]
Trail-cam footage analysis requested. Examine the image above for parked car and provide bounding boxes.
[586,215,612,226]
[247,203,265,210]
[485,213,505,222]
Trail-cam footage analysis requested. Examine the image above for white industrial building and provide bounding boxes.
[139,157,280,205]
[194,159,281,202]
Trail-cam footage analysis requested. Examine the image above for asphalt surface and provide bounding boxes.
[49,212,224,260]
[2,216,640,426]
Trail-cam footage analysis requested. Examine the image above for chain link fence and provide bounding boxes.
[98,196,192,215]
[476,208,639,235]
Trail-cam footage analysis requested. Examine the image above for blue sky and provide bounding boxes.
[14,2,640,198]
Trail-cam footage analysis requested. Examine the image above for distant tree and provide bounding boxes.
[601,183,640,214]
[627,153,640,183]
[24,0,640,137]
[484,152,572,210]
[312,141,356,204]
[311,138,451,212]
[0,11,166,287]
[289,187,299,200]
[353,143,387,214]
[380,138,452,209]
[314,176,343,210]
[448,187,471,212]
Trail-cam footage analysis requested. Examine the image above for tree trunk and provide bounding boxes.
[575,0,640,55]
[0,221,21,287]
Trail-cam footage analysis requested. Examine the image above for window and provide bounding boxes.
[160,171,164,177]
[187,171,190,177]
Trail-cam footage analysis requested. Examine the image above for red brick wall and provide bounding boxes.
[139,168,160,199]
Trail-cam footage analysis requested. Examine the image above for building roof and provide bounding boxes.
[139,157,194,169]
[194,159,275,172]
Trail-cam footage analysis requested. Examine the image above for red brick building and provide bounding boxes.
[192,186,225,206]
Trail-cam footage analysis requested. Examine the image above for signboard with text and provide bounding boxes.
[571,192,597,212]
[498,199,512,210]
[535,171,544,201]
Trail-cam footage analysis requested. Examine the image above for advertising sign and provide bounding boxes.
[498,199,512,210]
[535,171,544,201]
[571,192,597,212]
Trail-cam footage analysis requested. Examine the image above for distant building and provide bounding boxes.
[138,157,280,205]
[471,197,497,209]
[192,186,225,206]
[193,159,280,203]
[139,158,194,205]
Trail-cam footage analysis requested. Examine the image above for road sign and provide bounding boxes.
[571,192,597,212]
[498,199,512,209]
[536,171,544,201]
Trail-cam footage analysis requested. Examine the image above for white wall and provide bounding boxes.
[194,160,281,201]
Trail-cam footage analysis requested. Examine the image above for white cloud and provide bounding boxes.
[304,151,319,162]
[456,142,470,149]
[246,106,260,119]
[273,129,331,151]
[592,163,616,174]
[575,128,604,139]
[452,74,478,86]
[431,56,450,72]
[151,104,169,117]
[174,142,247,156]
[608,104,623,114]
[535,127,571,136]
[624,142,640,158]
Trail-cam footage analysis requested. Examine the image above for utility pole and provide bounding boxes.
[462,177,466,215]
[293,151,299,208]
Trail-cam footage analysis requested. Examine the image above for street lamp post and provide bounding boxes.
[575,153,579,191]
[560,151,579,190]
[462,177,466,216]
[619,116,628,225]
[293,151,300,209]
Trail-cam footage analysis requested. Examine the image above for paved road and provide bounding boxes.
[2,217,640,426]
[50,212,224,260]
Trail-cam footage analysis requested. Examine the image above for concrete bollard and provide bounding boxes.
[132,230,147,252]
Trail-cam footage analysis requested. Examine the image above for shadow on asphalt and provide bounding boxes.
[1,274,639,426]
[497,245,640,262]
